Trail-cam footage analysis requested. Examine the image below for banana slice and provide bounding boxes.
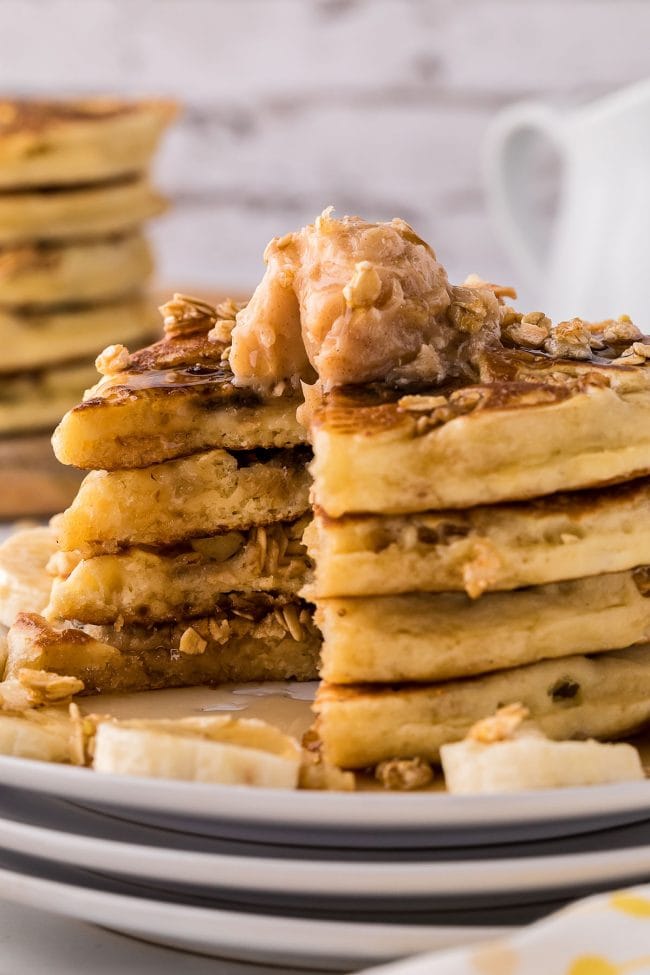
[440,704,644,793]
[0,706,75,763]
[93,715,302,788]
[0,525,57,628]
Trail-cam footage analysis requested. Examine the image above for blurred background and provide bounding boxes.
[2,0,650,516]
[1,0,648,294]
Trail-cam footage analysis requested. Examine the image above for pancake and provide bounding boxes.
[317,569,650,684]
[0,435,84,518]
[48,516,311,625]
[311,352,650,516]
[0,233,153,308]
[7,599,320,694]
[0,360,98,435]
[0,176,166,245]
[314,647,650,768]
[0,98,176,189]
[53,324,307,471]
[305,479,650,598]
[57,446,312,557]
[0,295,158,374]
[53,331,307,471]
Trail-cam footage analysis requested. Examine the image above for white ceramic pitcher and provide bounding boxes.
[485,79,650,324]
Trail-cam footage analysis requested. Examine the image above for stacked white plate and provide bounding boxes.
[0,684,649,968]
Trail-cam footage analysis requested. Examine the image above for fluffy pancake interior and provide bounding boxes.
[57,446,312,556]
[315,647,650,767]
[305,479,650,598]
[317,570,650,684]
[48,516,312,625]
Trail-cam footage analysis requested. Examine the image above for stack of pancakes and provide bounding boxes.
[5,297,320,693]
[6,210,650,786]
[0,98,174,517]
[311,320,650,771]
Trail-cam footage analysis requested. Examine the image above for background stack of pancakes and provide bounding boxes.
[311,315,650,775]
[0,98,175,518]
[4,296,321,693]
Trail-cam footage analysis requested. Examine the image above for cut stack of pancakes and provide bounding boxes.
[4,296,320,692]
[0,98,174,517]
[5,210,650,787]
[310,316,650,772]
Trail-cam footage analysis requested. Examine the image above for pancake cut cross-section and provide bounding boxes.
[8,294,319,700]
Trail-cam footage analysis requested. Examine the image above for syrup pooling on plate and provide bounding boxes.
[82,682,316,742]
[232,681,319,702]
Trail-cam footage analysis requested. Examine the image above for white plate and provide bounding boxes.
[4,684,650,847]
[5,752,650,845]
[6,754,650,849]
[0,852,506,969]
[0,789,649,903]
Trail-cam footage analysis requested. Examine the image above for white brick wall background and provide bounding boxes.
[0,0,648,298]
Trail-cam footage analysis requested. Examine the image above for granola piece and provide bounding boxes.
[375,756,435,791]
[95,343,130,377]
[342,260,382,308]
[544,319,593,359]
[178,627,207,656]
[208,297,248,344]
[16,668,84,706]
[612,342,650,366]
[447,284,501,337]
[602,315,643,346]
[462,540,502,599]
[215,297,246,321]
[281,604,304,642]
[468,703,529,744]
[502,311,551,349]
[499,305,521,328]
[160,293,218,338]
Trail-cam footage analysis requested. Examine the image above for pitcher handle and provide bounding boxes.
[484,102,565,289]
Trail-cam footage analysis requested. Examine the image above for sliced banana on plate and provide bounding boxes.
[440,703,645,793]
[93,715,302,788]
[0,705,77,763]
[0,524,57,628]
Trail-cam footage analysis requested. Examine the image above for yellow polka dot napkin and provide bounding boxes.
[362,886,650,975]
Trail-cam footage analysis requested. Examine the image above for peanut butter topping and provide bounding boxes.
[229,209,649,396]
[230,208,504,393]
